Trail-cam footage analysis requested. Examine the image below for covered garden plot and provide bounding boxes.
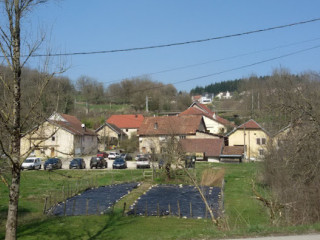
[48,182,139,216]
[127,184,222,218]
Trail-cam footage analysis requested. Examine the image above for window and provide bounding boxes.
[51,136,55,141]
[259,149,264,156]
[154,123,158,130]
[179,135,186,139]
[126,129,128,132]
[256,138,266,145]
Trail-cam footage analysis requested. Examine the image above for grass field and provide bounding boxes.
[1,163,320,239]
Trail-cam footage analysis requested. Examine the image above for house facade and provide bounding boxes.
[137,115,219,154]
[226,119,269,161]
[95,122,126,151]
[106,114,144,139]
[21,112,97,158]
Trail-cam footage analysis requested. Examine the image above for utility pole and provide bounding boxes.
[146,96,150,112]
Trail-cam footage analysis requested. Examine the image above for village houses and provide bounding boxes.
[137,115,221,155]
[105,114,144,139]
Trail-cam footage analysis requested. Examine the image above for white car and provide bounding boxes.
[108,152,120,159]
[136,157,150,169]
[21,157,42,170]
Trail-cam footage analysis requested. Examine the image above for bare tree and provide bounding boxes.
[0,1,65,239]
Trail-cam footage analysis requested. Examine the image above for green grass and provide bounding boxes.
[1,163,320,239]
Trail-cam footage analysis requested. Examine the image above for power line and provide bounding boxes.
[101,36,320,85]
[105,44,320,98]
[2,17,320,58]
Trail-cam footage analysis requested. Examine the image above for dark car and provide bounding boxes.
[112,157,127,169]
[44,158,62,170]
[97,152,108,158]
[69,158,86,169]
[90,156,107,169]
[120,153,132,161]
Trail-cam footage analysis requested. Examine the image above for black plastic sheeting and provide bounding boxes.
[127,184,221,219]
[49,182,139,216]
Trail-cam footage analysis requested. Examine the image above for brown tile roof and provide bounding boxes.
[180,138,224,157]
[238,119,262,129]
[180,103,234,127]
[50,113,96,136]
[221,146,244,156]
[107,114,144,129]
[138,115,203,136]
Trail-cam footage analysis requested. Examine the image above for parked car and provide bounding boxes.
[21,157,42,170]
[120,153,132,161]
[44,158,62,170]
[112,157,127,169]
[135,154,144,161]
[136,157,150,169]
[108,152,120,160]
[90,156,107,169]
[69,158,86,169]
[97,152,108,158]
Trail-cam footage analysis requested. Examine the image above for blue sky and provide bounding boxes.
[20,0,320,92]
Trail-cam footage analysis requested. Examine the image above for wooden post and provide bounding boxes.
[43,197,48,214]
[62,185,65,202]
[86,199,89,216]
[145,201,148,217]
[205,206,208,219]
[134,204,137,216]
[96,202,100,215]
[131,170,133,181]
[72,199,76,216]
[122,202,127,216]
[177,200,181,218]
[168,203,171,216]
[64,201,67,216]
[157,202,160,217]
[190,202,192,218]
[49,194,52,209]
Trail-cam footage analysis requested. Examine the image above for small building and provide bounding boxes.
[220,146,244,163]
[180,138,224,162]
[21,112,97,158]
[226,119,270,161]
[106,114,144,139]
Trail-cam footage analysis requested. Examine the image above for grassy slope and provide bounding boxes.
[1,163,319,239]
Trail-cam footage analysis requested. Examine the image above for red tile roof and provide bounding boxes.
[50,113,96,136]
[221,146,244,156]
[180,138,224,157]
[138,115,204,136]
[107,114,144,129]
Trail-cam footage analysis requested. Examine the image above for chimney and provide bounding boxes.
[213,113,217,120]
[81,123,86,132]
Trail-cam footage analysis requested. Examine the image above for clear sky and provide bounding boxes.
[18,0,320,92]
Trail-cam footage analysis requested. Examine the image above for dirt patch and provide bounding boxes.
[201,168,225,187]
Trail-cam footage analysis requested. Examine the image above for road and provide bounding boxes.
[225,234,320,240]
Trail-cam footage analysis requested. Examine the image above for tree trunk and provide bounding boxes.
[5,167,21,240]
[5,1,22,239]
